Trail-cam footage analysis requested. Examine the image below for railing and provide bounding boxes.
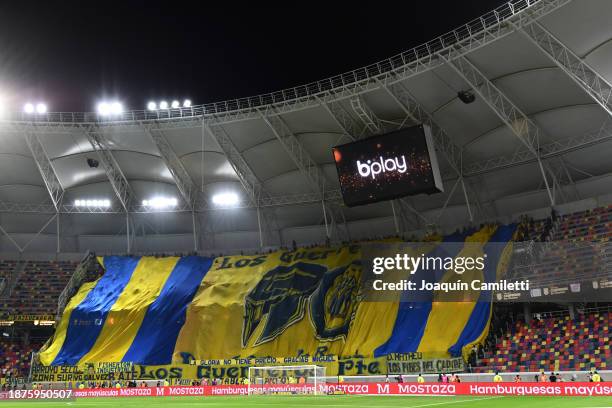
[0,0,543,124]
[534,305,612,320]
[2,261,27,299]
[55,251,95,321]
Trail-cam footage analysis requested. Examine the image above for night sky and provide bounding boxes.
[0,1,506,112]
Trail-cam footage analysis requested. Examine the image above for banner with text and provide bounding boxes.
[3,383,612,399]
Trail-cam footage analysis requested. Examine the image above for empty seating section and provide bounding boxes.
[523,205,612,285]
[530,243,603,286]
[0,261,77,316]
[476,312,611,373]
[554,205,612,242]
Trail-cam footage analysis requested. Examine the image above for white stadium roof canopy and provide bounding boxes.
[1,0,612,254]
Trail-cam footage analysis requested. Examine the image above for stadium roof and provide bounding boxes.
[0,0,611,254]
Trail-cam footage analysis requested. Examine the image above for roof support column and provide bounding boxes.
[192,210,199,252]
[23,129,64,211]
[349,96,383,136]
[144,124,199,209]
[259,108,347,242]
[20,213,58,253]
[390,201,401,235]
[0,222,22,252]
[317,98,360,141]
[83,125,135,213]
[321,198,330,240]
[441,53,555,206]
[204,121,262,204]
[83,125,136,252]
[126,213,131,254]
[378,79,482,222]
[204,119,280,247]
[460,177,474,223]
[435,177,461,225]
[516,20,612,118]
[56,214,60,254]
[256,205,264,250]
[557,157,581,202]
[377,79,462,175]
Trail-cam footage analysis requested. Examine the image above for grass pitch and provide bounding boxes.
[2,395,612,408]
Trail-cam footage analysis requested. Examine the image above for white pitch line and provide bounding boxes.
[63,395,504,408]
[399,396,504,408]
[170,395,504,408]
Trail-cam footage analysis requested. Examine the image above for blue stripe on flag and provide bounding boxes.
[374,231,469,356]
[122,256,213,365]
[447,224,516,357]
[52,256,139,365]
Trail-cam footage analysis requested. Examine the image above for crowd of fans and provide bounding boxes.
[0,204,610,386]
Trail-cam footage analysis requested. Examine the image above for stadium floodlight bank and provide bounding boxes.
[247,365,326,396]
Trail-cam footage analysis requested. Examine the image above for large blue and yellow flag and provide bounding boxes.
[39,225,515,366]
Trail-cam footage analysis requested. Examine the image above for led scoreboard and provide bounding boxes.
[332,124,443,207]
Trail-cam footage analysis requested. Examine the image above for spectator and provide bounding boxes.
[592,371,601,382]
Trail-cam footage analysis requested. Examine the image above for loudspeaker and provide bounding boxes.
[457,90,476,104]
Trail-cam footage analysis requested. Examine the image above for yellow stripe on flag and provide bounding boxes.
[417,226,496,358]
[343,241,439,355]
[39,280,98,365]
[77,256,179,364]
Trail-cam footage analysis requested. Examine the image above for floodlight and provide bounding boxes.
[111,102,123,115]
[24,103,34,114]
[183,99,191,108]
[36,103,47,114]
[97,102,111,116]
[98,101,123,116]
[147,101,157,111]
[212,192,239,207]
[142,197,178,209]
[171,100,180,109]
[159,101,168,109]
[75,198,111,207]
